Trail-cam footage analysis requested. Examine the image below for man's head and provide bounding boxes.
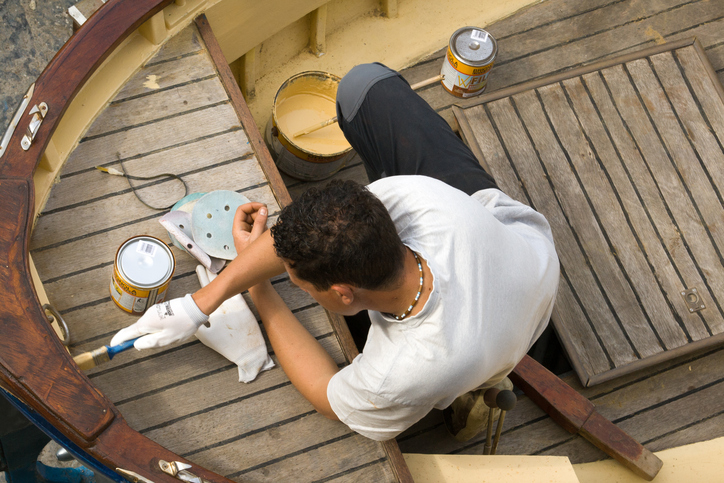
[271,180,406,294]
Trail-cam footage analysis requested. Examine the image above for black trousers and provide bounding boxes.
[336,63,498,350]
[335,62,498,194]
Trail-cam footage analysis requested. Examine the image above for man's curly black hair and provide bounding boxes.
[270,180,406,291]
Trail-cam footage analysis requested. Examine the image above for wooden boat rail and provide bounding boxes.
[0,1,240,482]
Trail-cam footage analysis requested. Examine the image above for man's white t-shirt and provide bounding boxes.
[326,176,560,441]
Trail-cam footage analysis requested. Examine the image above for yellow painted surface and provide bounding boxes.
[245,0,542,132]
[574,437,724,483]
[403,454,581,483]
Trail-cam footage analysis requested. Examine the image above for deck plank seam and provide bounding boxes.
[181,410,318,458]
[579,73,700,342]
[520,374,724,456]
[403,348,724,451]
[107,71,218,106]
[483,98,616,367]
[587,344,724,402]
[312,457,388,483]
[31,188,274,253]
[493,0,711,69]
[493,0,629,42]
[646,54,724,331]
[598,66,723,333]
[81,99,231,143]
[621,61,724,313]
[642,407,724,445]
[670,53,724,198]
[647,55,724,217]
[613,375,724,425]
[93,333,339,405]
[433,19,723,116]
[144,49,206,69]
[140,381,299,434]
[61,126,245,179]
[227,432,357,478]
[514,91,634,362]
[555,80,670,350]
[40,152,257,217]
[61,273,297,346]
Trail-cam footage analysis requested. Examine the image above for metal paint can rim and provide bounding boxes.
[449,26,498,67]
[116,235,175,288]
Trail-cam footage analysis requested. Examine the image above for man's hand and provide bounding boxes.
[233,203,268,255]
[110,295,209,350]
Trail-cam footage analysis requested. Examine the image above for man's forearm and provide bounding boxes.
[193,230,285,315]
[249,281,339,419]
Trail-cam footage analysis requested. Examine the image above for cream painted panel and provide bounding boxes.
[204,0,331,64]
[403,454,580,483]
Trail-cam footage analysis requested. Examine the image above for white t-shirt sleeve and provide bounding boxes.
[327,363,431,441]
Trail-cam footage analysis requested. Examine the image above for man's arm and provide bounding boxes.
[111,204,285,349]
[248,280,339,419]
[192,229,285,315]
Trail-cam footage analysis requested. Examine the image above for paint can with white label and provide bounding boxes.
[441,27,498,98]
[110,235,175,315]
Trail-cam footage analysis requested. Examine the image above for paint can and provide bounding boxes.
[265,71,355,181]
[110,235,175,315]
[441,27,498,98]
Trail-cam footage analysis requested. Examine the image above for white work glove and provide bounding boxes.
[194,265,274,383]
[110,295,209,350]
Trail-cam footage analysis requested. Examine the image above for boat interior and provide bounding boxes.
[2,0,724,481]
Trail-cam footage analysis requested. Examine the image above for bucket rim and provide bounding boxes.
[271,71,352,158]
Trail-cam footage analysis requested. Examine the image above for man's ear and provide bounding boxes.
[330,284,355,305]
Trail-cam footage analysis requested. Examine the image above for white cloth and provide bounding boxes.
[195,266,274,383]
[326,176,560,441]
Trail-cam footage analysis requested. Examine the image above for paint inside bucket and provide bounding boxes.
[266,71,355,181]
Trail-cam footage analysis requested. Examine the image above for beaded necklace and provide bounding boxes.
[391,250,424,321]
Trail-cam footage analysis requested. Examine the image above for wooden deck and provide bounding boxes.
[456,38,724,386]
[29,20,404,483]
[281,0,724,467]
[28,0,724,476]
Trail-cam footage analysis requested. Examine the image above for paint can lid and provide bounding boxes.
[450,27,497,66]
[118,236,173,287]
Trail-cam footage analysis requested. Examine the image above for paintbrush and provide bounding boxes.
[73,337,140,370]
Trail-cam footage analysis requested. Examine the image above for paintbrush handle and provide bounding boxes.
[293,116,338,138]
[73,337,139,370]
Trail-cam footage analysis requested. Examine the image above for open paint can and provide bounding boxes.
[110,235,175,315]
[265,71,355,181]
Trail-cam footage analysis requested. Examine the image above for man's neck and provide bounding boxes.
[357,247,433,318]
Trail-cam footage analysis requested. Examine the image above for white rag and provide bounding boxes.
[195,266,274,382]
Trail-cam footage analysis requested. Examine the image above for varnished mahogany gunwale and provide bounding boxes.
[0,1,236,482]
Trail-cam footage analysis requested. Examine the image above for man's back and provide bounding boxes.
[327,176,560,440]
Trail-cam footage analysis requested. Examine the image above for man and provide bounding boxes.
[111,63,559,442]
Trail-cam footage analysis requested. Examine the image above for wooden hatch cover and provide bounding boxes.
[454,38,724,387]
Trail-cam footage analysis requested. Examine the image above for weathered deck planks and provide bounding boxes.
[29,21,400,483]
[455,40,724,387]
[390,0,724,129]
[269,0,724,470]
[398,347,724,463]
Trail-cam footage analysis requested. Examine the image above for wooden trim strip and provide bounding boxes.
[194,14,293,209]
[455,38,698,109]
[587,331,724,386]
[693,38,724,106]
